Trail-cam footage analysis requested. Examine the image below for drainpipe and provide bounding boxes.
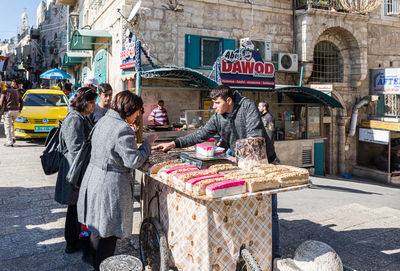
[338,116,349,175]
[347,96,375,137]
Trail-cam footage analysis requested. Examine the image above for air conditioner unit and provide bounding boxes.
[278,53,298,73]
[240,38,271,62]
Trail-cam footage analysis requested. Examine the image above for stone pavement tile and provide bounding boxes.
[338,242,400,270]
[2,193,52,205]
[383,261,400,271]
[1,206,51,219]
[352,229,400,253]
[0,216,46,236]
[0,201,31,212]
[0,249,92,271]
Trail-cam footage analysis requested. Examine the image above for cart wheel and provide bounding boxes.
[236,248,262,271]
[139,217,169,271]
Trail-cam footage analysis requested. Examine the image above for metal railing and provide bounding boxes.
[296,0,347,12]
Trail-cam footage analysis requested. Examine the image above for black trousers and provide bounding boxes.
[90,233,118,271]
[65,204,81,247]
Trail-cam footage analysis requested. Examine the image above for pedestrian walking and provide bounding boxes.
[258,101,275,144]
[54,87,97,256]
[0,81,23,147]
[77,90,157,271]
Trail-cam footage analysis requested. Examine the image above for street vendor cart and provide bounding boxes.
[137,150,311,271]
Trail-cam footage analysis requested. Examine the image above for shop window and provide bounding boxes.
[307,106,321,138]
[185,34,235,69]
[310,41,343,83]
[379,94,400,117]
[385,0,400,16]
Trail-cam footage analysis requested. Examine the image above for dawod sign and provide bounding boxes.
[215,42,275,89]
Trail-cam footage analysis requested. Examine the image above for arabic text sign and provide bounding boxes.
[217,48,275,89]
[120,42,136,70]
[359,128,390,145]
[370,68,400,94]
[310,84,332,96]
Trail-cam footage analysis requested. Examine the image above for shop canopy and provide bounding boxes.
[70,30,112,50]
[140,67,219,89]
[62,51,91,66]
[274,86,343,108]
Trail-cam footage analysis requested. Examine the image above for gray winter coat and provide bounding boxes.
[55,109,93,205]
[77,109,151,238]
[174,91,276,163]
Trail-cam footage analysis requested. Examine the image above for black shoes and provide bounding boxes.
[65,243,81,254]
[12,139,16,144]
[3,143,13,147]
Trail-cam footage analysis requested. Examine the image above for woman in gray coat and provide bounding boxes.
[77,91,157,270]
[55,87,97,254]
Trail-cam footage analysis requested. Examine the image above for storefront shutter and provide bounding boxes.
[185,34,201,69]
[222,38,236,51]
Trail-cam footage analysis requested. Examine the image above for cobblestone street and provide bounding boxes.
[0,137,141,271]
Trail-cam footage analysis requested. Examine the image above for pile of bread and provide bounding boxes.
[150,160,309,199]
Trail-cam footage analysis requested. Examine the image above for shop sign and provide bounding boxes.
[310,84,332,96]
[370,68,400,94]
[120,42,137,69]
[359,128,390,145]
[361,120,400,132]
[215,42,275,89]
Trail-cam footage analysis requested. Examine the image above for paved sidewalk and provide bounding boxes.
[0,138,141,271]
[279,176,400,270]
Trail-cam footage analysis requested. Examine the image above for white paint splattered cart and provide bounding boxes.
[138,171,311,271]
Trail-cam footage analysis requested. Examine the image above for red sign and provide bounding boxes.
[216,47,275,89]
[120,42,136,70]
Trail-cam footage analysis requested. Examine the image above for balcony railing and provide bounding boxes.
[296,0,347,12]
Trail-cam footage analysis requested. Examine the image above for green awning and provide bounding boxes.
[70,30,112,50]
[140,67,218,89]
[62,52,91,66]
[274,86,343,108]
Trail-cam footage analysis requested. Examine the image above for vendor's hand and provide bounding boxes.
[143,134,158,146]
[226,156,238,164]
[153,141,175,152]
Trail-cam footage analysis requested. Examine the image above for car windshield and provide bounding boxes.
[23,93,68,107]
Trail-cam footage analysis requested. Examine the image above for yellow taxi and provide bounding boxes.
[15,89,69,138]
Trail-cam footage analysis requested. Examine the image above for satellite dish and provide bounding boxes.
[128,0,142,21]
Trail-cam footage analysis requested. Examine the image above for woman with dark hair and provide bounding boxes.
[55,87,97,255]
[77,90,157,270]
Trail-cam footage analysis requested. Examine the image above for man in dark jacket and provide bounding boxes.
[155,85,281,258]
[258,101,275,144]
[0,81,23,147]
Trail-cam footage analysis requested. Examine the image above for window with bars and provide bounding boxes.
[385,0,400,16]
[384,95,400,116]
[310,41,344,83]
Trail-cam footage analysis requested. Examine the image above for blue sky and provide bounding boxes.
[0,0,44,40]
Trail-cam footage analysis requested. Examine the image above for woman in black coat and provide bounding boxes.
[55,87,97,254]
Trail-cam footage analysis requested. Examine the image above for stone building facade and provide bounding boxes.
[55,0,400,176]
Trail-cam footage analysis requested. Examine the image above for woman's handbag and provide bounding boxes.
[40,122,66,175]
[66,129,94,190]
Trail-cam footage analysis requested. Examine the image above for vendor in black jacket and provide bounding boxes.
[155,85,281,258]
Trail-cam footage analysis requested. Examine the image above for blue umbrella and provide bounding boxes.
[40,68,72,80]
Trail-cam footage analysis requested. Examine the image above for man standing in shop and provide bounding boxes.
[155,85,282,259]
[148,100,169,126]
[0,81,24,147]
[87,83,113,125]
[258,102,275,144]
